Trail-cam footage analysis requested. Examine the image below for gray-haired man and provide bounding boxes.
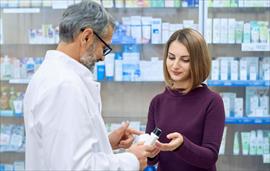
[24,1,152,170]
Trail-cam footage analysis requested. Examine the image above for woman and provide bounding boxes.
[146,28,225,171]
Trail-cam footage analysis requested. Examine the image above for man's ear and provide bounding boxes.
[80,28,94,46]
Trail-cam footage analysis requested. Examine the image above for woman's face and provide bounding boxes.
[166,41,191,87]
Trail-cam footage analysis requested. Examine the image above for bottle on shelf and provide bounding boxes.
[0,87,10,111]
[0,55,12,80]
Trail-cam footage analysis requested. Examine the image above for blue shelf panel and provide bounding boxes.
[0,110,23,118]
[225,117,270,124]
[207,80,270,87]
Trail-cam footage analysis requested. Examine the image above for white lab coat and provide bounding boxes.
[23,50,139,171]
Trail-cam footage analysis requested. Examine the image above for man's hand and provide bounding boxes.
[127,142,147,171]
[143,143,160,158]
[108,121,143,150]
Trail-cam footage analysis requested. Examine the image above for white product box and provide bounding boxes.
[19,0,30,7]
[220,58,229,80]
[141,17,152,44]
[243,23,251,43]
[235,21,244,44]
[228,18,236,44]
[230,60,239,80]
[151,18,162,44]
[14,161,25,171]
[260,96,269,116]
[213,18,221,44]
[235,98,243,117]
[222,96,231,117]
[261,58,270,80]
[130,16,142,44]
[219,126,227,155]
[239,59,248,80]
[122,17,131,36]
[250,21,260,43]
[125,0,137,8]
[102,0,114,8]
[139,60,151,81]
[104,53,115,80]
[0,18,3,44]
[246,57,259,80]
[151,58,163,81]
[206,18,212,44]
[115,0,124,8]
[169,24,175,38]
[238,0,244,7]
[114,59,123,81]
[30,0,42,7]
[165,0,174,7]
[211,59,219,80]
[174,24,183,31]
[162,22,170,44]
[259,21,269,43]
[249,63,257,80]
[183,20,194,29]
[250,95,259,116]
[220,18,228,43]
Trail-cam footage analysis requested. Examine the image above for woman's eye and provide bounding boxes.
[182,59,190,62]
[168,56,175,60]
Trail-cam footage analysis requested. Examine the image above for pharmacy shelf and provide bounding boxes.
[241,43,270,51]
[0,113,23,118]
[0,110,16,117]
[5,79,270,87]
[225,117,270,124]
[2,8,40,13]
[218,155,270,170]
[207,80,270,87]
[208,43,270,52]
[8,79,31,84]
[0,151,25,154]
[0,115,24,125]
[209,7,270,11]
[0,6,198,11]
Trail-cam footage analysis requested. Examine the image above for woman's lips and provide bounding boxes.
[172,71,182,75]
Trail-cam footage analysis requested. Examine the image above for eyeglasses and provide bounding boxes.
[80,28,112,56]
[93,31,112,56]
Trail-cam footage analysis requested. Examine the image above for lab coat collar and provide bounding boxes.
[45,50,95,80]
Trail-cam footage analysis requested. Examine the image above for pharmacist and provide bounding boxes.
[23,1,154,170]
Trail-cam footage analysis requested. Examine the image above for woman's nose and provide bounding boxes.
[172,60,180,69]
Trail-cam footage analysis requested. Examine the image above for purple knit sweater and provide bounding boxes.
[146,84,225,171]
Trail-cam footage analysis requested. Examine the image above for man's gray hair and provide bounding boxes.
[59,0,115,43]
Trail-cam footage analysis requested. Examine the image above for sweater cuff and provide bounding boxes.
[174,135,191,156]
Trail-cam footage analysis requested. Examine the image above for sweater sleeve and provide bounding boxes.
[146,98,159,165]
[174,94,225,169]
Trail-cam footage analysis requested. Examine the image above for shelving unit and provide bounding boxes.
[0,0,269,171]
[204,0,270,169]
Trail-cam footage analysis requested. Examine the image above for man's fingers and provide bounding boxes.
[120,121,129,130]
[127,128,144,135]
[120,136,133,145]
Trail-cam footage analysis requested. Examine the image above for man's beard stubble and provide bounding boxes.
[79,43,98,72]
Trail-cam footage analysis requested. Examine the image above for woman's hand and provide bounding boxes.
[155,132,183,151]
